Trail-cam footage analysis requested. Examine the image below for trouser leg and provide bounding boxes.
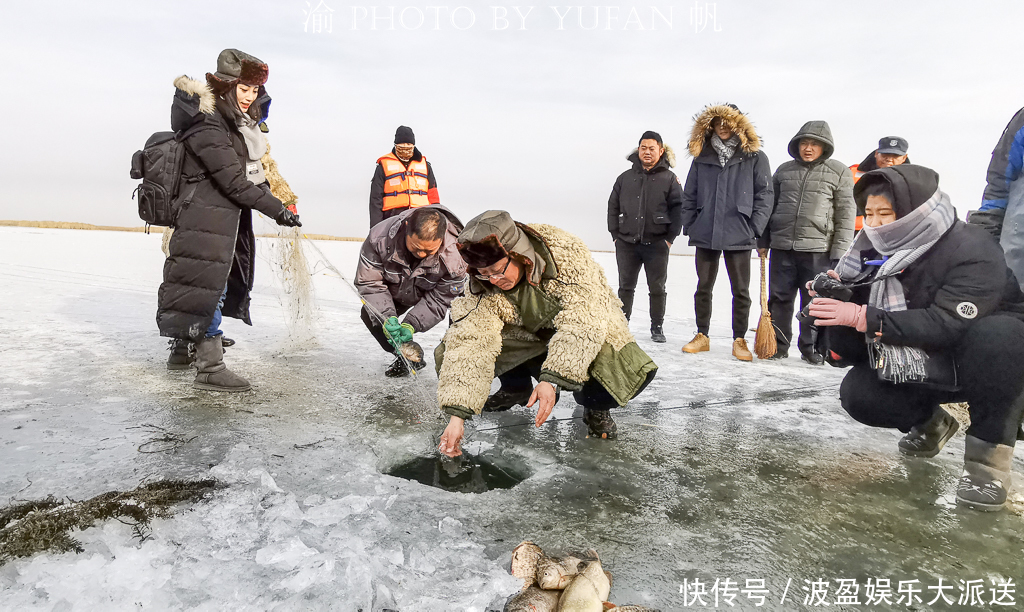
[839,365,944,433]
[957,315,1024,446]
[723,249,752,339]
[796,252,831,356]
[643,241,671,327]
[205,285,228,338]
[767,249,799,352]
[615,241,643,320]
[693,247,722,335]
[496,354,545,393]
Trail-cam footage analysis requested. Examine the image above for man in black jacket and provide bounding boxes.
[607,131,684,342]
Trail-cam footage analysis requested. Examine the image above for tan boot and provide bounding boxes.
[682,333,710,354]
[732,338,753,362]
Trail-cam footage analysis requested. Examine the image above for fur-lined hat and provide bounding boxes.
[688,104,761,157]
[457,210,547,286]
[206,49,269,94]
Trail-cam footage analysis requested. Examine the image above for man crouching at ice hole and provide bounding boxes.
[810,164,1024,512]
[355,206,467,377]
[435,210,658,457]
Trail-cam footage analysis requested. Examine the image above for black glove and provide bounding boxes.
[275,207,302,227]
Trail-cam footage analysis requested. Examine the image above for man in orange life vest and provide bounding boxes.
[369,126,440,228]
[849,136,909,230]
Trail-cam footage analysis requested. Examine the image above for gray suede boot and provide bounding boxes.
[193,335,251,392]
[956,435,1013,512]
[166,339,194,371]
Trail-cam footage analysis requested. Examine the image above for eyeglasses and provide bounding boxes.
[473,258,511,281]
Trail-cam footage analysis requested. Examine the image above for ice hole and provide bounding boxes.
[385,454,528,494]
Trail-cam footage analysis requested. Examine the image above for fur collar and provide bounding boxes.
[626,144,676,169]
[688,104,761,157]
[173,75,215,115]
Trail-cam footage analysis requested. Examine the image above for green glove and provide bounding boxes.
[382,316,414,348]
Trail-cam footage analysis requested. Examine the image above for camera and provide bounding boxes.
[796,272,853,325]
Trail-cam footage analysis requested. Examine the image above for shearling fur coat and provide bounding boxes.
[435,224,657,419]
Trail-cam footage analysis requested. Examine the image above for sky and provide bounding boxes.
[1,0,1023,250]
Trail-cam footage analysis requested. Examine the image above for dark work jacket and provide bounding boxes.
[607,150,684,244]
[825,221,1024,365]
[680,146,773,250]
[368,147,439,228]
[157,76,285,341]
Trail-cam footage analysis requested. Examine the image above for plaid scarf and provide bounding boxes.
[833,189,957,382]
[710,134,739,167]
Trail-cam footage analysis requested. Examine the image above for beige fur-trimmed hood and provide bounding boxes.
[688,104,761,157]
[627,144,676,169]
[173,75,216,115]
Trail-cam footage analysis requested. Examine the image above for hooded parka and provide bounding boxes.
[607,147,684,244]
[760,121,856,260]
[354,205,468,333]
[435,215,657,419]
[680,105,773,250]
[157,76,287,341]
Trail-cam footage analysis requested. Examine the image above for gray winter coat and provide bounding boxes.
[680,105,773,250]
[355,205,468,332]
[759,121,856,260]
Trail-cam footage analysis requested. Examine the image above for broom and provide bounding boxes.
[753,255,777,359]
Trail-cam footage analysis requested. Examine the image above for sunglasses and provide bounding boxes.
[473,257,511,281]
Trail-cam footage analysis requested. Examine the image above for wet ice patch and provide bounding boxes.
[386,453,529,493]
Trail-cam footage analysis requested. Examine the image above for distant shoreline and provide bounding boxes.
[0,220,363,242]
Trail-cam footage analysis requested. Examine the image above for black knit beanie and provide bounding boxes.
[395,126,416,145]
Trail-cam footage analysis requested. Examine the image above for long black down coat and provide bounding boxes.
[157,76,285,341]
[824,165,1024,363]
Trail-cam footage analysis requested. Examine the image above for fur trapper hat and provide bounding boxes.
[689,104,761,157]
[457,210,546,285]
[206,49,269,94]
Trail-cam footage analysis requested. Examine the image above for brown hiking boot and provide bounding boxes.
[584,408,617,440]
[193,335,251,392]
[682,333,710,354]
[732,338,753,362]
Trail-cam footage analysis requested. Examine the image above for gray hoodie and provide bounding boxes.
[759,121,856,259]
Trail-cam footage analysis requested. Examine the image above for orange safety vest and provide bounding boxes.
[378,153,431,212]
[850,163,864,231]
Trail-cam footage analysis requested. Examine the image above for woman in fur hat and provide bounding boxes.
[679,104,773,361]
[158,49,301,392]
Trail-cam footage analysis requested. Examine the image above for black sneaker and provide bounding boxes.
[384,357,410,378]
[651,325,666,343]
[222,337,235,348]
[483,388,533,412]
[956,472,1007,512]
[764,350,789,360]
[800,352,824,365]
[898,408,959,458]
[584,408,617,440]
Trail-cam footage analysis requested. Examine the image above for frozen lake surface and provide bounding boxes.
[0,225,1021,611]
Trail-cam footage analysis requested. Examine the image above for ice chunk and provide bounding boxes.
[255,537,318,569]
[303,495,371,526]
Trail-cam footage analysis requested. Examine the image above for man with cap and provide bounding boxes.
[435,211,658,456]
[849,137,910,230]
[757,120,855,364]
[369,126,440,228]
[607,131,684,343]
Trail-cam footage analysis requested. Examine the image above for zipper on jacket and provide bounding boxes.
[791,164,814,245]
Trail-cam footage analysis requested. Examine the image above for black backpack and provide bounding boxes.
[130,131,199,230]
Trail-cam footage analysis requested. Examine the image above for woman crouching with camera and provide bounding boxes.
[809,164,1024,512]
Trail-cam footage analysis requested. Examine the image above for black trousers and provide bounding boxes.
[767,249,832,355]
[694,247,752,339]
[840,315,1024,447]
[615,240,670,327]
[497,354,634,411]
[360,303,411,354]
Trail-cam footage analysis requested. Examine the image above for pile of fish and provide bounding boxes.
[503,541,659,612]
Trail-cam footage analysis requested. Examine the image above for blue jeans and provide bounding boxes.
[206,285,228,338]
